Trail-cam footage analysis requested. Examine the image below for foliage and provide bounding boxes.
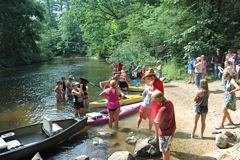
[0,0,45,67]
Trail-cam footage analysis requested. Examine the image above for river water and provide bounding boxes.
[0,58,153,160]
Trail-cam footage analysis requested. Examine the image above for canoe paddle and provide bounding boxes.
[80,77,102,89]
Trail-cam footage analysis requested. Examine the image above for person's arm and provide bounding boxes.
[218,66,224,73]
[154,107,167,124]
[99,80,108,89]
[230,79,240,94]
[211,56,214,63]
[117,89,125,99]
[193,92,199,102]
[99,88,109,97]
[54,86,58,93]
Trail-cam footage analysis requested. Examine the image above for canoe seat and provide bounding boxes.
[0,138,8,153]
[6,139,22,150]
[42,117,63,136]
[1,132,15,141]
[86,112,103,119]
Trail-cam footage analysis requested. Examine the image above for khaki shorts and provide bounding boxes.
[159,136,173,152]
[188,70,194,74]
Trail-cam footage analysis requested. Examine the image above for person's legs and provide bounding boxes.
[113,107,120,129]
[225,110,233,124]
[137,117,142,129]
[74,109,79,117]
[220,107,228,127]
[148,119,153,131]
[217,63,222,79]
[159,136,172,160]
[200,113,207,137]
[191,114,200,137]
[108,110,114,128]
[162,149,170,160]
[214,64,218,79]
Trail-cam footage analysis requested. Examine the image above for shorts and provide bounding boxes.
[188,70,194,74]
[74,101,84,109]
[108,107,119,112]
[119,81,128,88]
[139,106,151,120]
[195,106,208,114]
[159,136,173,152]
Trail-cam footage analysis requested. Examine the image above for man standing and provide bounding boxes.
[152,90,176,160]
[143,68,164,144]
[211,49,224,79]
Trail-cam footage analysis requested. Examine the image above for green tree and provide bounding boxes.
[0,0,45,67]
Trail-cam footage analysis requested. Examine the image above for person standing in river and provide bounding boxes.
[80,78,89,107]
[54,80,63,103]
[61,76,67,100]
[191,79,210,139]
[66,75,75,100]
[99,80,125,129]
[152,90,176,160]
[143,68,164,144]
[136,86,152,131]
[71,82,84,117]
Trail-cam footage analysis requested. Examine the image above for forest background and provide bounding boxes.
[0,0,239,80]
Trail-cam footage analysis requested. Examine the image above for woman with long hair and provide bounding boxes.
[216,72,240,129]
[191,79,210,139]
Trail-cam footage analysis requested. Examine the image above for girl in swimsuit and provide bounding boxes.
[99,80,125,129]
[54,80,63,103]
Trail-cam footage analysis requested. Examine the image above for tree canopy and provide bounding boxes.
[0,0,239,70]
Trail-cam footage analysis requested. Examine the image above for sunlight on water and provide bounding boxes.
[0,58,158,160]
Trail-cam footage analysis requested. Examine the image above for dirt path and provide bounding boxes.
[163,80,240,160]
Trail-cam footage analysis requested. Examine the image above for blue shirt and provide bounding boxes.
[188,58,195,70]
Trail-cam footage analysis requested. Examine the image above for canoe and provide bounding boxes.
[86,102,142,125]
[129,85,147,92]
[0,117,87,160]
[89,94,143,107]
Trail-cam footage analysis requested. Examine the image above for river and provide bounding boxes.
[0,58,153,160]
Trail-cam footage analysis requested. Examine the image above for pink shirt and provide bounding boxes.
[107,87,120,109]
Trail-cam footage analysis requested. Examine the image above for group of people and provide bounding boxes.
[188,48,240,89]
[189,48,240,140]
[54,75,89,117]
[103,61,175,160]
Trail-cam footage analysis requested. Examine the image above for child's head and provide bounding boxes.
[56,80,61,85]
[201,55,205,60]
[151,90,164,104]
[200,79,208,91]
[110,80,118,88]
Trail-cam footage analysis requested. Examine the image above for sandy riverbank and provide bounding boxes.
[163,80,240,160]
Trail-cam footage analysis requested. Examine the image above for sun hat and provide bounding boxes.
[73,82,79,86]
[69,75,74,80]
[157,60,160,63]
[196,57,201,61]
[142,68,156,78]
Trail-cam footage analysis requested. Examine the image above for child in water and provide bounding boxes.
[136,86,152,131]
[54,80,63,102]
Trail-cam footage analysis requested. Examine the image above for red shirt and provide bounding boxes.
[150,78,164,110]
[156,100,176,136]
[115,63,124,72]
